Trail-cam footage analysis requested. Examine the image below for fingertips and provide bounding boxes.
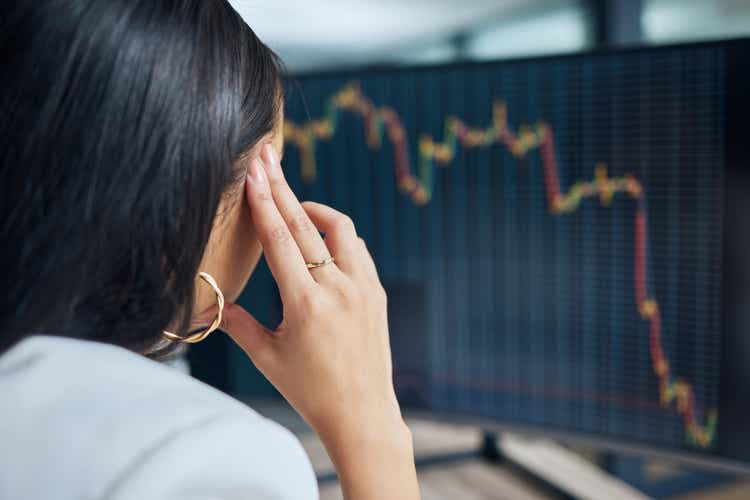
[260,143,283,182]
[245,157,271,208]
[247,156,266,185]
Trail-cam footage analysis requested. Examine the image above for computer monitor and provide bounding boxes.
[268,39,750,472]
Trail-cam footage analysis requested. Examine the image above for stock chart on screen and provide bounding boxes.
[276,40,750,468]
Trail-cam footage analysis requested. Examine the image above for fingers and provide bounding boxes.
[246,144,371,287]
[246,157,314,299]
[220,303,274,366]
[301,201,370,278]
[260,144,339,282]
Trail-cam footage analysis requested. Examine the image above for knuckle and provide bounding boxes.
[334,214,355,232]
[267,225,291,245]
[300,289,325,316]
[269,176,286,187]
[373,284,387,306]
[253,190,273,202]
[334,279,359,307]
[289,212,315,233]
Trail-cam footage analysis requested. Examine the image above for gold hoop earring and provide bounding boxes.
[163,272,225,344]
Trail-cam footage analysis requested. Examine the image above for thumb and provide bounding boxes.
[220,303,273,365]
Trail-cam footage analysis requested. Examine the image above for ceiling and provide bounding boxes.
[228,0,571,71]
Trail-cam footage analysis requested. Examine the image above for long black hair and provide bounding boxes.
[0,0,283,354]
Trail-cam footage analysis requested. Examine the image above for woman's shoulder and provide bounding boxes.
[0,335,257,429]
[0,335,317,500]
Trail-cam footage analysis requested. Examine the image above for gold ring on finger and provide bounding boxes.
[306,256,335,269]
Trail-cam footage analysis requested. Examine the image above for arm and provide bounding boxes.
[220,144,420,500]
[318,412,418,500]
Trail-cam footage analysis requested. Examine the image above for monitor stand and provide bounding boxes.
[414,430,650,500]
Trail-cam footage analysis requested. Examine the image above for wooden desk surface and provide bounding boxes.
[248,400,750,500]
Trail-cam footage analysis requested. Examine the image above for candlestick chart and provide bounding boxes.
[282,46,724,452]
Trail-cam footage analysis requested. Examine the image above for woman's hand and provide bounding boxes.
[221,144,420,500]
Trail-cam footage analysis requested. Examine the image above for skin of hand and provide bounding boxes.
[219,144,421,500]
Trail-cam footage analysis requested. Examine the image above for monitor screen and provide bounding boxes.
[276,39,750,470]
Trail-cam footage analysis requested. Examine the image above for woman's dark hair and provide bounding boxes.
[0,0,283,355]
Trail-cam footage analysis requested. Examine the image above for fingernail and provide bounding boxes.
[262,143,280,179]
[248,158,265,184]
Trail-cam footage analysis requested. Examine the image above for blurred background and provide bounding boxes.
[233,0,750,73]
[188,1,750,499]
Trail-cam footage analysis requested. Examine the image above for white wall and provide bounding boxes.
[643,0,750,43]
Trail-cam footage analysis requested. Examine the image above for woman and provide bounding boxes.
[0,1,420,499]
